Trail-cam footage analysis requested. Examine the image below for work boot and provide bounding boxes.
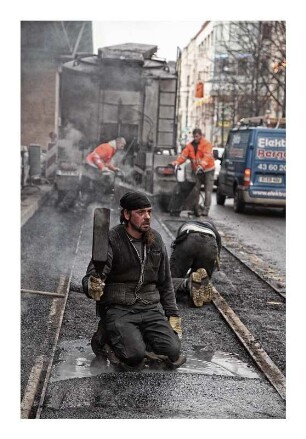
[145,352,186,370]
[189,268,213,307]
[91,320,107,357]
[145,351,169,370]
[101,343,121,366]
[165,354,187,370]
[103,344,146,371]
[118,358,146,372]
[201,208,209,216]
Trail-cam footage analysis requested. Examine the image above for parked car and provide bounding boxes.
[213,147,224,187]
[216,125,286,213]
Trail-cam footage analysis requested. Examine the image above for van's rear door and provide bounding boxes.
[250,129,286,201]
[219,130,249,196]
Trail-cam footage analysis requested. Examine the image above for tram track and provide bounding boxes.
[21,220,86,418]
[20,276,70,418]
[220,240,285,299]
[157,215,286,400]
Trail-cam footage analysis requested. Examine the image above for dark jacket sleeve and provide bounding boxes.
[156,242,180,318]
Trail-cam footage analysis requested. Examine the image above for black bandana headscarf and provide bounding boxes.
[120,191,152,210]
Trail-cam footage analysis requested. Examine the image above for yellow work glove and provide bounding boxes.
[88,275,105,301]
[169,316,182,340]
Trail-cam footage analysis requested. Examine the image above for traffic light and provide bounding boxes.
[195,82,204,98]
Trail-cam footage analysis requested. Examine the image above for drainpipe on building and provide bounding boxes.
[221,101,225,148]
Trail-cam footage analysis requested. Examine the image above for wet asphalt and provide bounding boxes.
[21,191,286,419]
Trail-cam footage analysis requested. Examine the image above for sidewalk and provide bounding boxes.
[21,183,54,227]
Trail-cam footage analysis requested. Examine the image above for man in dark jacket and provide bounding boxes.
[170,219,221,307]
[82,191,186,371]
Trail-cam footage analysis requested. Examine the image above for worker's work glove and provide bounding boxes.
[87,275,105,301]
[168,316,182,340]
[168,162,182,172]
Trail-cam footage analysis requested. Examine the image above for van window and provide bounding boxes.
[227,131,249,161]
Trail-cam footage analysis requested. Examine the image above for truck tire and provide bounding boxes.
[233,187,245,213]
[216,188,226,205]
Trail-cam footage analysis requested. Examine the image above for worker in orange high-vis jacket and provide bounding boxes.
[171,128,215,217]
[86,137,126,171]
[81,137,126,206]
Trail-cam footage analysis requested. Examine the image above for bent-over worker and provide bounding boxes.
[170,219,221,307]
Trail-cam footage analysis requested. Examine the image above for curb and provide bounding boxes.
[21,186,53,227]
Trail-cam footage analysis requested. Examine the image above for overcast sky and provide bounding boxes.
[93,21,203,61]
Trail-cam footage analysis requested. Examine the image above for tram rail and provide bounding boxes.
[20,276,71,418]
[221,245,285,299]
[21,220,85,418]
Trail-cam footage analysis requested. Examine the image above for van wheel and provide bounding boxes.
[233,188,245,213]
[216,188,226,205]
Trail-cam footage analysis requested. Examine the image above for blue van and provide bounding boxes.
[216,126,286,213]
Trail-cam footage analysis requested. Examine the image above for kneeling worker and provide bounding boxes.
[82,191,186,370]
[170,219,221,307]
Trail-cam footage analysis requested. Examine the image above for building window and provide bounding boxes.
[215,56,229,75]
[199,42,205,56]
[237,57,248,75]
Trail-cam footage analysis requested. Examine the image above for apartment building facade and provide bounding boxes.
[176,21,286,148]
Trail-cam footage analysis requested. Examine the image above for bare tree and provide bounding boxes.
[216,21,286,119]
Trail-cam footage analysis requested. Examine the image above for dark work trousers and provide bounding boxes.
[170,233,218,279]
[194,169,215,211]
[105,306,181,367]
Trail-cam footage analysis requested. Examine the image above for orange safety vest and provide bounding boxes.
[86,142,117,171]
[173,137,215,172]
